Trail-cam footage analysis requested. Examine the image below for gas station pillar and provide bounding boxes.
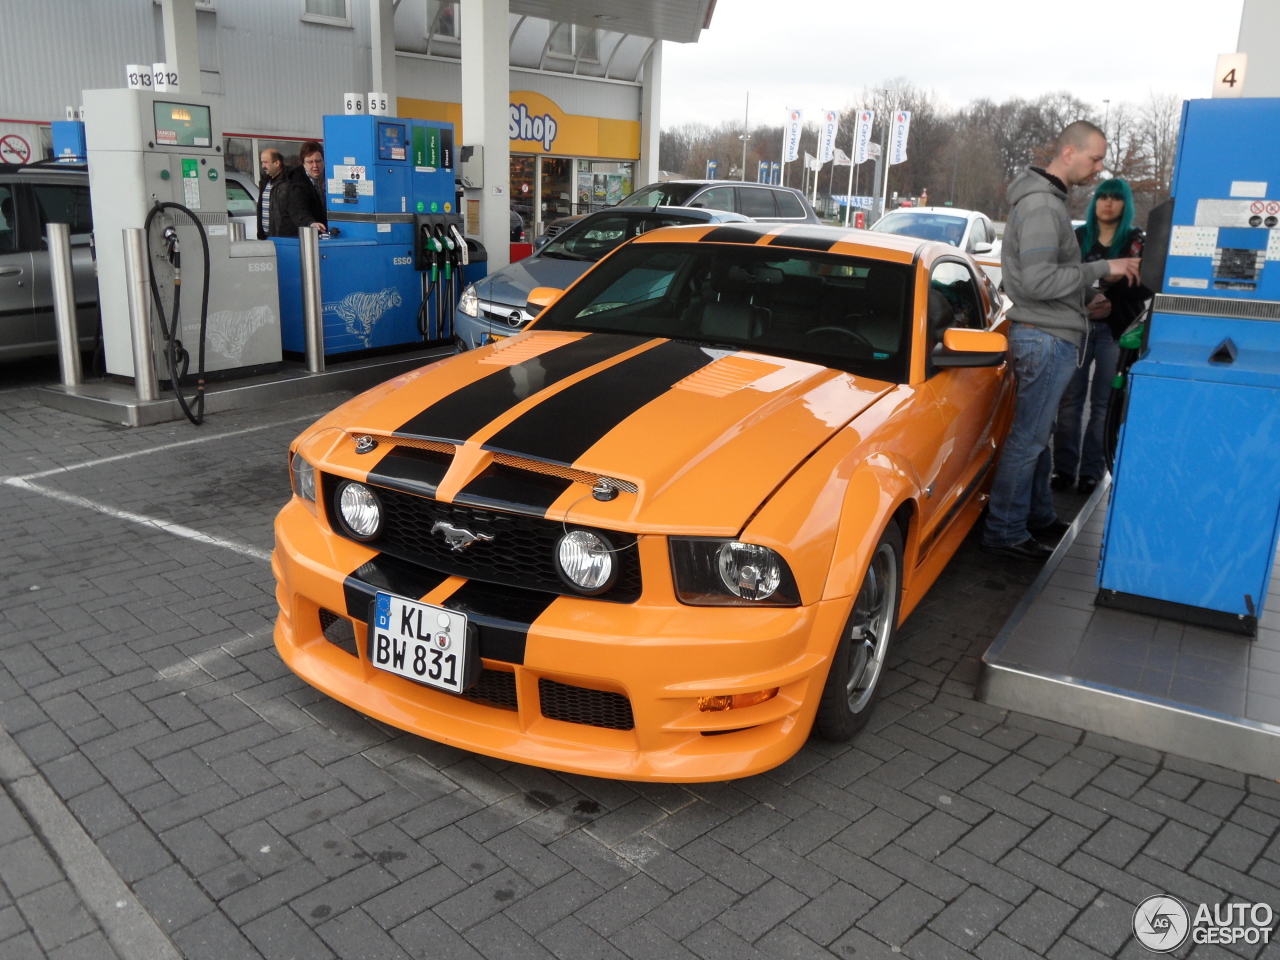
[639,41,663,188]
[371,0,398,109]
[1238,0,1280,96]
[461,0,511,271]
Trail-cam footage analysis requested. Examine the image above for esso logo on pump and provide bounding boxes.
[247,262,274,273]
[392,256,412,266]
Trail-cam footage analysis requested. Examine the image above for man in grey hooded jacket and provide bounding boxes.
[983,121,1141,560]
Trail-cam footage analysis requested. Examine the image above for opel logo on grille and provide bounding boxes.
[506,311,523,328]
[431,521,495,552]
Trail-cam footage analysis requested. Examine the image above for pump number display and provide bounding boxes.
[369,592,469,694]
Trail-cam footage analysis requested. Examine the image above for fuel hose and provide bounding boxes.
[1103,301,1151,472]
[144,201,210,425]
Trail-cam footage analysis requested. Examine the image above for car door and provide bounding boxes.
[920,258,1008,550]
[28,179,96,351]
[688,186,737,214]
[0,180,34,355]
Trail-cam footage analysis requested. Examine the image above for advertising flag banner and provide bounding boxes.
[854,110,875,164]
[889,111,912,165]
[782,109,803,163]
[803,152,820,171]
[706,158,718,179]
[832,148,852,166]
[757,160,770,183]
[818,109,839,164]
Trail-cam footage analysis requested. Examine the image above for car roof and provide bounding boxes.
[884,206,981,218]
[0,162,88,178]
[633,221,927,262]
[662,179,802,192]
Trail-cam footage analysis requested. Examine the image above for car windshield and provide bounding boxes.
[616,183,702,208]
[540,214,700,261]
[873,212,967,246]
[535,242,914,382]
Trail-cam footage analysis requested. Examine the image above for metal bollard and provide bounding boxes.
[122,228,158,403]
[299,224,324,374]
[46,222,82,387]
[229,220,246,242]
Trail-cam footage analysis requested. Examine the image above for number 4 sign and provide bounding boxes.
[1214,52,1248,99]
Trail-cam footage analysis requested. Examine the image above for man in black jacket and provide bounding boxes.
[256,148,289,239]
[278,140,327,237]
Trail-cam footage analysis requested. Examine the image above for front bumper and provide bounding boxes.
[454,299,532,351]
[272,497,848,781]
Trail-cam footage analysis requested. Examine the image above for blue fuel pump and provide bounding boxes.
[275,113,461,356]
[1097,97,1280,636]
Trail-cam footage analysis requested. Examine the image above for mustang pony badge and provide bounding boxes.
[430,521,495,552]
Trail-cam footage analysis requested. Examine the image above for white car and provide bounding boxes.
[871,206,999,257]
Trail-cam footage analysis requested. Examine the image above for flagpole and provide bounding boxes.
[843,116,857,227]
[881,112,893,220]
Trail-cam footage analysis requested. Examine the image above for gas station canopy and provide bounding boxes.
[509,0,717,43]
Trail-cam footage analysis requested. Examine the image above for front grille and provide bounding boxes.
[329,478,642,603]
[539,678,634,730]
[462,668,518,710]
[319,608,359,657]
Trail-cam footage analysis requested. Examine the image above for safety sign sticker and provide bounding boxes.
[1196,199,1270,228]
[1170,225,1219,258]
[181,158,201,210]
[0,134,31,163]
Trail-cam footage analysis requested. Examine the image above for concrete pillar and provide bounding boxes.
[159,0,200,93]
[461,0,511,270]
[370,0,398,110]
[1238,0,1280,96]
[638,41,662,187]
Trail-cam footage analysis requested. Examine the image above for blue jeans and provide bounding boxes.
[984,323,1080,547]
[1053,321,1118,481]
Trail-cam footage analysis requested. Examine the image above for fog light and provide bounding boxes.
[555,529,616,594]
[698,688,779,712]
[337,481,382,540]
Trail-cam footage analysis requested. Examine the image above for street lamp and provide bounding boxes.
[739,92,751,182]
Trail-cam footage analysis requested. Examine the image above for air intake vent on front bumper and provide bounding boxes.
[319,608,359,657]
[538,678,634,730]
[461,669,519,710]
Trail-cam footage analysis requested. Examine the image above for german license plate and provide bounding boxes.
[369,592,469,694]
[480,331,509,345]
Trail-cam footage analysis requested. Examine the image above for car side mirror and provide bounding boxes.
[974,242,994,255]
[533,235,549,250]
[932,328,1007,368]
[526,286,563,313]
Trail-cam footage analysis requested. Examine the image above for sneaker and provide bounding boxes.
[1050,471,1074,491]
[1028,519,1070,542]
[982,538,1054,562]
[1077,476,1099,496]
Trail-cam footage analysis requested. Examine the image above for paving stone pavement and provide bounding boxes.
[2,378,1280,960]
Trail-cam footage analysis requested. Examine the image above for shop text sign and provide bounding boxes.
[509,103,558,152]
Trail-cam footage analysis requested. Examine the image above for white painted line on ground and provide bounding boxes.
[13,411,321,482]
[2,477,272,562]
[157,626,276,680]
[0,724,183,960]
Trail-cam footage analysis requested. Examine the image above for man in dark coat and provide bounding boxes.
[256,148,289,240]
[278,140,327,237]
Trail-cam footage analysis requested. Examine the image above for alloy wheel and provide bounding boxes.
[845,542,898,714]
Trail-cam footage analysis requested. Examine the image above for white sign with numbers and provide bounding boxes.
[126,65,153,90]
[343,93,365,115]
[1214,53,1247,98]
[152,63,179,93]
[368,92,390,116]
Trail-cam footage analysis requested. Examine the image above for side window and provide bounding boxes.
[689,187,736,212]
[226,181,256,216]
[928,260,985,374]
[737,188,777,219]
[773,189,806,219]
[30,183,93,236]
[0,184,17,254]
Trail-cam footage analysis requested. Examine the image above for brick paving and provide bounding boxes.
[1,376,1279,960]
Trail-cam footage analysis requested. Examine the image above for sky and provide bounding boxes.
[661,0,1245,128]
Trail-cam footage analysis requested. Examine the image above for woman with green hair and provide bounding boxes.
[1051,178,1150,495]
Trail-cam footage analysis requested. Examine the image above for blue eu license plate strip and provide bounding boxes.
[369,591,469,694]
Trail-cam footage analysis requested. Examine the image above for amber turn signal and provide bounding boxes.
[698,688,779,712]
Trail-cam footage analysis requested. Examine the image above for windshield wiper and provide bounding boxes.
[540,250,593,261]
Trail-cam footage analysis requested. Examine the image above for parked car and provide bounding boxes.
[537,179,819,248]
[274,221,1014,781]
[511,208,527,243]
[871,207,999,257]
[455,205,749,350]
[223,168,259,236]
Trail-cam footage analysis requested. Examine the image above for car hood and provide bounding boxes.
[331,331,894,535]
[477,257,591,310]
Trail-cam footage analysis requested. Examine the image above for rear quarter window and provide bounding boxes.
[738,188,777,219]
[31,182,92,235]
[773,190,807,219]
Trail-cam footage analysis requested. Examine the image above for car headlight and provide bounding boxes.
[556,529,617,595]
[336,481,382,541]
[458,284,479,317]
[290,451,315,502]
[669,538,800,606]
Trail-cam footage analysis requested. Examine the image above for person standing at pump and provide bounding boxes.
[257,149,289,239]
[982,121,1141,561]
[279,140,328,236]
[1051,178,1149,497]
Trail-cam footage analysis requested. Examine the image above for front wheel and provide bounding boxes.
[814,522,903,740]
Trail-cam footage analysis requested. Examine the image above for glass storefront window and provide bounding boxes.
[257,139,305,168]
[541,157,573,227]
[510,155,535,238]
[223,137,254,175]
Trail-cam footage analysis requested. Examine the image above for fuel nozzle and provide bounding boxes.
[435,224,455,280]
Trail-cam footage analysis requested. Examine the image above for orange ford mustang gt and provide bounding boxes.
[273,222,1014,782]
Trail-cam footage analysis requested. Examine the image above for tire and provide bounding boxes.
[814,522,903,740]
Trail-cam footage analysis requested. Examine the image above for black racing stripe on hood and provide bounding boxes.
[438,580,559,664]
[394,333,644,443]
[767,228,842,251]
[343,554,451,620]
[483,339,715,466]
[365,447,453,498]
[453,463,573,517]
[700,225,770,244]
